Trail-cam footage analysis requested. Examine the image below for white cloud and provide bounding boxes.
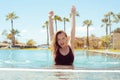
[40,29,46,33]
[76,26,95,32]
[21,29,28,33]
[75,26,95,37]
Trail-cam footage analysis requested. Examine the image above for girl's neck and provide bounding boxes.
[59,45,69,56]
[61,45,68,50]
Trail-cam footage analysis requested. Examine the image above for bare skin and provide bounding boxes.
[49,6,76,55]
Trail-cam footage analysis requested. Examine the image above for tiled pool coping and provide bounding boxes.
[0,68,120,80]
[88,50,120,59]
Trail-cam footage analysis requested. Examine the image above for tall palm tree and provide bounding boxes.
[104,11,117,35]
[6,12,18,45]
[83,20,92,49]
[63,17,69,31]
[53,15,62,31]
[116,13,120,21]
[114,13,120,23]
[101,18,109,36]
[42,21,49,46]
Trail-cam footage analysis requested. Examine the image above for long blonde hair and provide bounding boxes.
[52,30,67,56]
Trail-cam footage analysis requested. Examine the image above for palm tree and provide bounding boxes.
[63,17,69,31]
[117,13,120,19]
[42,21,49,46]
[101,17,109,36]
[83,20,92,49]
[53,15,62,31]
[11,29,20,44]
[104,11,117,35]
[114,13,120,23]
[2,29,19,44]
[6,29,20,44]
[6,12,18,45]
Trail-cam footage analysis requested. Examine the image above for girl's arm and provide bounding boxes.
[70,6,76,53]
[48,11,54,42]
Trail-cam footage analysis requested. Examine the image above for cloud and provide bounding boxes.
[75,26,95,37]
[40,29,46,33]
[76,26,95,32]
[21,29,28,33]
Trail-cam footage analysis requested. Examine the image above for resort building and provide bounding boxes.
[111,33,120,49]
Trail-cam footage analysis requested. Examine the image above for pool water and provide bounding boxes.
[0,50,120,69]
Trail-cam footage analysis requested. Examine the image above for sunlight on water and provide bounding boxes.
[0,50,120,69]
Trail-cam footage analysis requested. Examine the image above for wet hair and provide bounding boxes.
[52,30,67,56]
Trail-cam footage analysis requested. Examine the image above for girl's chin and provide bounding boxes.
[60,45,66,48]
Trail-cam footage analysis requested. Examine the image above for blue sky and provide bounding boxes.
[0,0,120,45]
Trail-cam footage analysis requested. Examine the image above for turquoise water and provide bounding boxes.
[0,50,120,69]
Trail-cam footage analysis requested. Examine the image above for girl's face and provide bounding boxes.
[57,33,68,48]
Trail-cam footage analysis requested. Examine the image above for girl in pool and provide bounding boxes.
[48,6,76,65]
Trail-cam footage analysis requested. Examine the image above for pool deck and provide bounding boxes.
[0,68,120,80]
[88,50,120,59]
[88,50,120,54]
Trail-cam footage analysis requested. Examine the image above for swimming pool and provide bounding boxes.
[0,49,120,69]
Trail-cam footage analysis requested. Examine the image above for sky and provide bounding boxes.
[0,0,120,45]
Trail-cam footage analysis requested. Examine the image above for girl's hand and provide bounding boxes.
[71,5,76,14]
[49,11,54,17]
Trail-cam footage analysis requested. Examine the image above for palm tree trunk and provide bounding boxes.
[11,19,13,30]
[11,19,14,46]
[106,24,108,36]
[109,25,111,35]
[46,25,49,46]
[64,20,66,31]
[108,16,111,35]
[87,26,89,49]
[55,19,57,31]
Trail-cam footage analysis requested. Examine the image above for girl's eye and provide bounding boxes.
[63,37,65,39]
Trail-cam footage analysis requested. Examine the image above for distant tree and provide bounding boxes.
[6,12,19,45]
[42,21,49,45]
[102,11,118,35]
[26,39,36,46]
[101,17,109,36]
[53,15,62,31]
[104,12,115,35]
[11,29,20,44]
[83,20,92,49]
[100,36,110,49]
[2,29,20,43]
[113,28,120,33]
[117,13,120,20]
[63,17,69,32]
[6,29,20,44]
